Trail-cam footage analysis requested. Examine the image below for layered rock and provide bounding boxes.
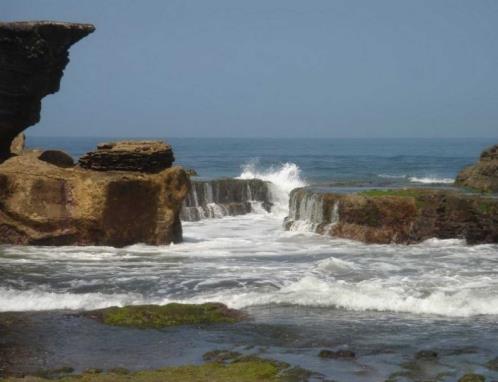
[181,178,272,221]
[0,149,189,246]
[456,144,498,193]
[78,141,174,172]
[285,188,498,244]
[0,21,95,158]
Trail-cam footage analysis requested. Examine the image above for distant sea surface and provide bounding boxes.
[26,136,496,184]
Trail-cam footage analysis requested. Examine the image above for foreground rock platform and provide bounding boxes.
[0,150,189,246]
[456,144,498,193]
[0,21,95,158]
[78,141,175,172]
[285,188,498,244]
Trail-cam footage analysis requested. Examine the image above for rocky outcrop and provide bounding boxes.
[78,141,174,173]
[456,144,498,193]
[0,148,189,247]
[181,178,272,221]
[0,21,94,158]
[285,188,498,244]
[9,133,25,155]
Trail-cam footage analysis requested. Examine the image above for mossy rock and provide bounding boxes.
[86,303,244,329]
[458,374,486,382]
[2,358,292,382]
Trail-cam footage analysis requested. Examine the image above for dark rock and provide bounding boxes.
[181,178,273,221]
[203,350,242,363]
[38,150,74,168]
[107,368,130,375]
[0,21,94,158]
[456,144,498,193]
[285,188,498,245]
[486,356,498,371]
[78,141,174,173]
[318,349,356,359]
[415,350,438,360]
[83,368,103,374]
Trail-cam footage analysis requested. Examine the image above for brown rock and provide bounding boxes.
[0,151,189,247]
[0,21,94,159]
[285,188,498,244]
[9,133,25,155]
[456,144,498,193]
[78,141,175,173]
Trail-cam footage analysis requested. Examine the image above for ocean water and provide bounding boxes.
[2,137,498,381]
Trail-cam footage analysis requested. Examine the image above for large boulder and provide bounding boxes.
[0,150,189,246]
[0,21,94,159]
[285,188,498,244]
[456,144,498,193]
[78,141,174,172]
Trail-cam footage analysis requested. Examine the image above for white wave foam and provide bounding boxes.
[378,174,454,184]
[237,162,307,216]
[409,176,454,184]
[0,287,148,312]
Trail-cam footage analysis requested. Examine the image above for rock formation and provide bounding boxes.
[456,144,498,193]
[9,133,25,155]
[78,141,174,172]
[285,188,498,244]
[181,178,272,221]
[0,144,189,246]
[0,21,94,159]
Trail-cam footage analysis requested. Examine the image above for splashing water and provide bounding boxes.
[237,162,307,217]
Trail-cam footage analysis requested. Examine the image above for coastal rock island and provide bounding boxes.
[456,144,498,193]
[0,22,190,247]
[285,188,498,244]
[0,21,95,159]
[0,143,189,246]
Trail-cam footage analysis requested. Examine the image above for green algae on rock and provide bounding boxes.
[86,303,244,329]
[458,374,486,382]
[1,358,290,382]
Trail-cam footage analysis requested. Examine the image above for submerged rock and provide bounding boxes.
[318,349,356,359]
[0,150,189,246]
[0,21,94,159]
[181,178,272,221]
[458,374,486,382]
[86,303,244,328]
[285,188,498,244]
[456,144,498,193]
[415,350,438,360]
[78,141,174,173]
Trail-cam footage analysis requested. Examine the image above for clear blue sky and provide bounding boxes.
[3,0,498,138]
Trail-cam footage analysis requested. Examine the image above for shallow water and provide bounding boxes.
[2,137,498,380]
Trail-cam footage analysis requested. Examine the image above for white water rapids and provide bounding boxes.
[1,163,497,318]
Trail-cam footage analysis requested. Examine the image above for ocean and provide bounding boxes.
[1,136,498,381]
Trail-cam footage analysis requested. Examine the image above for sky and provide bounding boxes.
[3,0,498,138]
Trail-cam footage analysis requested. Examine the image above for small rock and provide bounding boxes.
[108,367,130,375]
[203,350,242,363]
[458,373,486,382]
[486,356,498,371]
[185,168,198,177]
[415,350,438,360]
[39,150,74,168]
[319,349,356,359]
[84,368,103,374]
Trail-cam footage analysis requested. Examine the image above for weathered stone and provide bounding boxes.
[78,140,174,173]
[456,144,498,193]
[38,150,74,168]
[285,188,498,244]
[318,349,356,359]
[0,21,94,158]
[0,151,189,247]
[9,133,24,155]
[181,178,272,221]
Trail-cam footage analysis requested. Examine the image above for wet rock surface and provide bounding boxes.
[181,178,272,221]
[456,144,498,193]
[285,188,498,244]
[78,141,175,173]
[0,21,94,158]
